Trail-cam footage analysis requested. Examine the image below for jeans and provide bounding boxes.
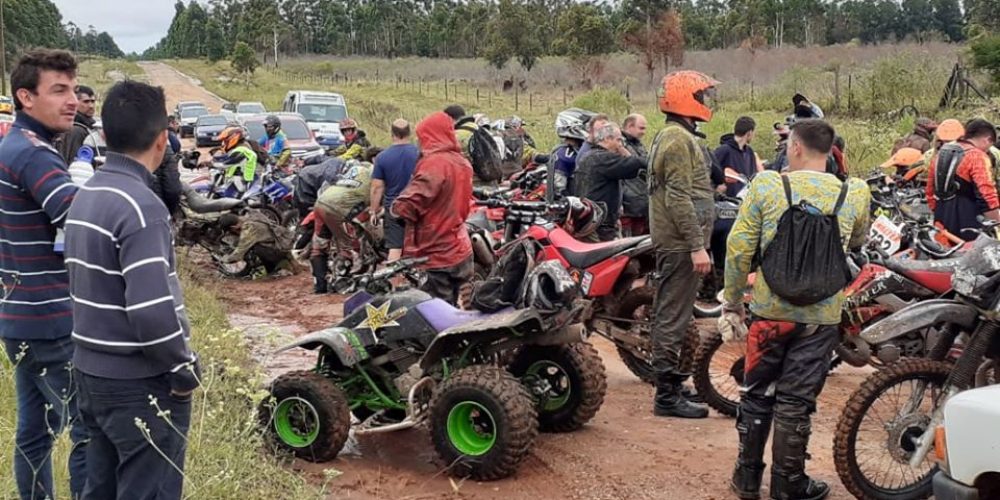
[3,337,88,500]
[76,372,192,500]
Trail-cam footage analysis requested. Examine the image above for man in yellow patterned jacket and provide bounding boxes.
[722,119,870,500]
[647,71,718,420]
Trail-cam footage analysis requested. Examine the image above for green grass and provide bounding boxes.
[0,262,326,499]
[77,57,145,92]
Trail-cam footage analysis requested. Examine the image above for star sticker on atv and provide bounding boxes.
[358,300,407,336]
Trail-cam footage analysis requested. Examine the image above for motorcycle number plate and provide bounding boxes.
[717,208,738,219]
[869,215,903,255]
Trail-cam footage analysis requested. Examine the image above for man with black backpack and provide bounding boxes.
[455,112,503,186]
[721,119,870,500]
[926,118,1000,241]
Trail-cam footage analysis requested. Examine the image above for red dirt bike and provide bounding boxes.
[691,220,975,417]
[475,196,703,383]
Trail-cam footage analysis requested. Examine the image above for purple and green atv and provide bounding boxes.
[260,258,607,480]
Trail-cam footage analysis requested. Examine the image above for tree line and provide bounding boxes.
[1,0,124,61]
[145,0,977,66]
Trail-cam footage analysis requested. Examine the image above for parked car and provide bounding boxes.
[281,90,348,150]
[0,95,13,115]
[175,100,206,116]
[934,384,1000,500]
[236,101,266,120]
[193,114,230,147]
[179,106,209,138]
[243,113,324,162]
[0,113,14,138]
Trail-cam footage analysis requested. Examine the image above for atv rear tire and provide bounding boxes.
[508,342,607,432]
[429,365,538,480]
[262,370,351,462]
[613,288,699,385]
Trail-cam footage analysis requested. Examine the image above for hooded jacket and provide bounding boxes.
[391,112,473,269]
[713,133,756,197]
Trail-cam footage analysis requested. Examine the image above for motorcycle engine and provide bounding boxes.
[876,335,925,364]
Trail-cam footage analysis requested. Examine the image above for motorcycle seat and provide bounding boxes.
[882,256,960,294]
[183,185,243,213]
[415,299,495,333]
[549,229,649,269]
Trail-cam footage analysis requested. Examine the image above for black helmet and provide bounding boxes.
[264,115,281,133]
[520,261,578,312]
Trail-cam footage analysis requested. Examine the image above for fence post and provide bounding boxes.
[848,75,853,115]
[833,68,841,112]
[445,79,448,100]
[563,89,567,106]
[515,85,519,111]
[750,81,755,111]
[529,93,533,111]
[477,88,480,103]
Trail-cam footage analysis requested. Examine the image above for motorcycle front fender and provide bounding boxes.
[859,299,979,345]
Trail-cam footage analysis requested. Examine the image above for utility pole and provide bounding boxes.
[1,0,7,96]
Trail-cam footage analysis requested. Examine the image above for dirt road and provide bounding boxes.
[144,63,861,500]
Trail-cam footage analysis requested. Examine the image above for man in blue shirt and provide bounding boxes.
[0,49,87,500]
[370,119,419,261]
[260,114,290,168]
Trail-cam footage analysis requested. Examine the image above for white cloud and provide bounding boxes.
[51,0,180,54]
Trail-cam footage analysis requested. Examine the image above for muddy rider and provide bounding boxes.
[647,70,719,419]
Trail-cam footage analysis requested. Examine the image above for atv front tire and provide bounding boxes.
[262,370,351,462]
[429,365,538,480]
[509,342,607,432]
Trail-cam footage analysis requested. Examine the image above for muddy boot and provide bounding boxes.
[769,418,829,500]
[681,384,705,404]
[731,408,773,500]
[310,255,328,294]
[653,375,708,419]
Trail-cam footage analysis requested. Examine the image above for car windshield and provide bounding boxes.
[297,104,347,123]
[196,115,226,126]
[237,103,266,114]
[181,107,208,119]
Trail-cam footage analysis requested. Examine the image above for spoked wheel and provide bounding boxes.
[613,287,656,384]
[261,371,351,462]
[834,359,950,500]
[692,332,746,417]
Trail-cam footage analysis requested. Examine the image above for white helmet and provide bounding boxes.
[555,108,596,141]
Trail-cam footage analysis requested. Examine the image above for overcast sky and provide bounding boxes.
[52,0,178,54]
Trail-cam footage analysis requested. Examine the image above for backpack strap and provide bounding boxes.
[780,174,794,208]
[832,181,850,216]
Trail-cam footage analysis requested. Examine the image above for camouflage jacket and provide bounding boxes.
[647,120,715,251]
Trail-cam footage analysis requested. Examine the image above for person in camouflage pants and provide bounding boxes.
[647,71,719,419]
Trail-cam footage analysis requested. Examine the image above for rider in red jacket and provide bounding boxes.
[391,111,474,305]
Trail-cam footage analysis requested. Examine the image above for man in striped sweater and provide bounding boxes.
[0,49,87,500]
[65,80,200,499]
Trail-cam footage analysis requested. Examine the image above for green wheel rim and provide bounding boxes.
[526,360,572,411]
[446,401,497,456]
[273,397,320,448]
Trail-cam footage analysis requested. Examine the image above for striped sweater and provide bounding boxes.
[0,113,78,340]
[64,152,198,390]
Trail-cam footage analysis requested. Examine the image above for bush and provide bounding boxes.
[971,35,1000,89]
[572,87,630,120]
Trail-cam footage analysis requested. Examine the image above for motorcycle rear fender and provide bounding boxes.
[274,327,370,369]
[860,299,978,344]
[419,309,578,370]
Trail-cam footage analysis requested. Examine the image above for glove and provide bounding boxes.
[717,303,748,343]
[533,153,550,165]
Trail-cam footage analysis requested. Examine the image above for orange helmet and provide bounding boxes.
[936,119,965,142]
[658,70,720,122]
[881,147,924,169]
[216,126,245,152]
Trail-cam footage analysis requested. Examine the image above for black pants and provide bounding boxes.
[422,256,474,306]
[741,321,839,421]
[76,372,192,500]
[650,250,699,382]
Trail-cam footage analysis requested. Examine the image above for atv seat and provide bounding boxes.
[183,184,243,213]
[549,229,649,269]
[416,299,496,333]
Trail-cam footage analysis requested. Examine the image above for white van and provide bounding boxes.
[282,90,349,149]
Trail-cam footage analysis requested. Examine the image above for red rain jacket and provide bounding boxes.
[391,112,473,269]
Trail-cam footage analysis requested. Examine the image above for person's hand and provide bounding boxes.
[691,248,712,275]
[718,309,748,343]
[716,184,727,194]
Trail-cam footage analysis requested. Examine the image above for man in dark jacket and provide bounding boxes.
[392,112,474,305]
[713,116,757,197]
[151,143,182,215]
[57,84,97,163]
[621,114,650,236]
[574,123,645,241]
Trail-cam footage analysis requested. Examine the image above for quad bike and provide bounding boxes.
[261,259,607,480]
[832,234,1000,499]
[691,221,975,417]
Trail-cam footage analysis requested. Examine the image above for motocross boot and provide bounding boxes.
[769,418,829,500]
[653,374,708,419]
[731,408,773,499]
[310,255,328,294]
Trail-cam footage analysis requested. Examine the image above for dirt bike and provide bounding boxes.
[832,234,1000,500]
[691,220,975,417]
[174,184,268,278]
[261,258,606,481]
[182,148,295,227]
[475,196,703,384]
